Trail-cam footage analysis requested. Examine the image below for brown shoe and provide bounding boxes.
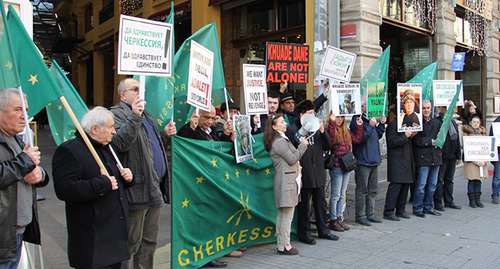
[278,247,299,255]
[329,219,344,232]
[338,217,350,231]
[225,250,242,257]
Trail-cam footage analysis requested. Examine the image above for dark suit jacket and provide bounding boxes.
[178,123,232,141]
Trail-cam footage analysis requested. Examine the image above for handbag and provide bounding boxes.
[338,151,358,172]
[324,138,344,170]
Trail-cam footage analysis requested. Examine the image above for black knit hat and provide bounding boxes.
[295,100,315,114]
[220,101,240,113]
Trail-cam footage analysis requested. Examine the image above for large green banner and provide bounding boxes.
[171,134,293,268]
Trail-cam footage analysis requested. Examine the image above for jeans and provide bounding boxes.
[0,234,22,269]
[354,165,378,220]
[413,166,440,212]
[122,207,161,269]
[492,162,500,199]
[276,207,295,251]
[329,167,351,220]
[434,158,458,206]
[468,180,482,193]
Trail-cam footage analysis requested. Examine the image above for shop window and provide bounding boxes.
[85,3,93,33]
[379,0,435,31]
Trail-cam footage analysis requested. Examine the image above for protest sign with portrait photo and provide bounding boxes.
[397,83,423,132]
[233,115,253,163]
[330,83,361,116]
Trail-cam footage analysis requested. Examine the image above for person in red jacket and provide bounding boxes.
[327,112,363,231]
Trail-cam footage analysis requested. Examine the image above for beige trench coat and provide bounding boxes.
[269,137,308,208]
[462,125,488,180]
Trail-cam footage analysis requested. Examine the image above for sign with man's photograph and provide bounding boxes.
[433,80,464,107]
[233,115,253,163]
[243,64,268,115]
[367,81,386,119]
[186,40,214,112]
[330,83,361,116]
[463,136,498,162]
[397,83,423,132]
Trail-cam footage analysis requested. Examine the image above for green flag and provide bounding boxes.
[360,45,390,97]
[435,80,462,149]
[47,61,88,145]
[406,61,438,101]
[134,1,175,129]
[6,4,62,117]
[0,1,20,89]
[173,22,228,126]
[171,134,295,268]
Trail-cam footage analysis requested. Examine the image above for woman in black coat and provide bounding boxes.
[52,107,133,269]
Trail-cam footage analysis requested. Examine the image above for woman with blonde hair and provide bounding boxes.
[462,115,488,208]
[263,113,308,255]
[326,112,363,231]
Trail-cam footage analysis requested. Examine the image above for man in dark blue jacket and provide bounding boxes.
[350,101,386,226]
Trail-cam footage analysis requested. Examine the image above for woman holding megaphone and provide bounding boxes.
[327,112,363,232]
[263,113,308,255]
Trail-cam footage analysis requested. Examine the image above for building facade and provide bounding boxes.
[56,0,499,125]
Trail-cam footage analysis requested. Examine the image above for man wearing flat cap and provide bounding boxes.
[401,89,420,129]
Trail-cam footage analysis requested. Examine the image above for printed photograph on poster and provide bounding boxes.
[367,82,386,119]
[186,40,214,112]
[233,115,253,163]
[463,136,498,162]
[491,122,500,147]
[243,64,268,115]
[397,83,422,132]
[433,80,464,107]
[117,15,173,76]
[330,84,361,116]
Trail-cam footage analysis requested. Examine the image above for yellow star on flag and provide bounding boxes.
[28,74,38,85]
[225,172,230,180]
[265,168,270,175]
[253,158,258,163]
[235,170,239,178]
[48,103,52,106]
[58,105,63,110]
[211,158,217,167]
[196,176,205,184]
[182,198,189,208]
[246,169,250,175]
[4,61,12,70]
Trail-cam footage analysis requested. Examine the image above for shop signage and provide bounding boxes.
[186,40,214,112]
[320,46,356,83]
[243,64,268,115]
[451,52,465,72]
[265,42,309,84]
[433,80,464,106]
[117,14,173,76]
[463,136,498,162]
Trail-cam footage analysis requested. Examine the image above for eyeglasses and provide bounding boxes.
[127,86,139,92]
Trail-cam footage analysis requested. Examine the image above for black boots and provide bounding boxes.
[476,192,484,208]
[468,192,484,208]
[468,193,477,208]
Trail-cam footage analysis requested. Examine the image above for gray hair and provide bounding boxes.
[0,88,26,111]
[422,100,431,106]
[81,106,113,133]
[117,78,138,95]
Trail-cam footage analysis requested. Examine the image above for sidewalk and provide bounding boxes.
[35,128,500,268]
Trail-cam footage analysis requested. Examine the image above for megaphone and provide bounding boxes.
[299,114,320,136]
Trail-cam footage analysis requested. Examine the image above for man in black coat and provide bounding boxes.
[286,100,338,244]
[412,100,442,217]
[383,120,417,221]
[53,107,133,269]
[434,106,462,209]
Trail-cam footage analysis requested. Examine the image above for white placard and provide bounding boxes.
[492,122,500,147]
[320,46,357,83]
[329,83,361,116]
[186,40,214,112]
[433,80,464,107]
[118,15,173,76]
[463,136,498,162]
[397,83,423,132]
[243,64,268,115]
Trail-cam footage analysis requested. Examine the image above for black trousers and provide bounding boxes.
[383,182,411,216]
[434,158,457,206]
[297,186,330,239]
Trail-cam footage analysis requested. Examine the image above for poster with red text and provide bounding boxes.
[243,64,268,115]
[266,42,309,84]
[187,40,214,112]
